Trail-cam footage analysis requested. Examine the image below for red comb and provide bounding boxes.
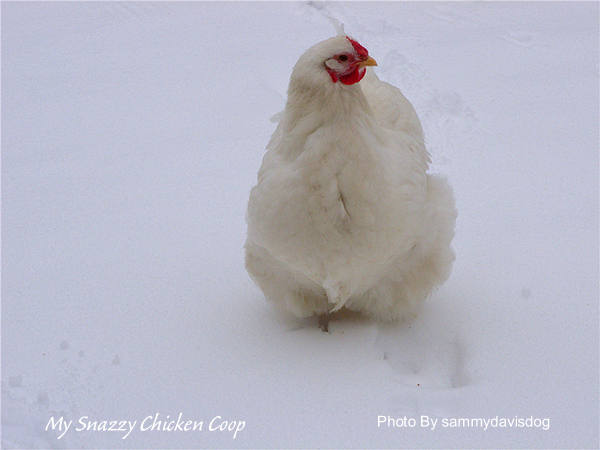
[346,36,369,58]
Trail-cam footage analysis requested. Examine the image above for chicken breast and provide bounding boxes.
[245,35,456,327]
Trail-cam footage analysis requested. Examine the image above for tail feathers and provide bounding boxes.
[323,277,350,313]
[330,297,348,313]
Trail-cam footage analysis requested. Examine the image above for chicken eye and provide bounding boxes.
[338,55,348,62]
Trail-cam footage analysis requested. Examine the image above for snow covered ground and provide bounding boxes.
[2,2,598,448]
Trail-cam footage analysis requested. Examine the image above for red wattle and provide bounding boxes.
[339,67,366,85]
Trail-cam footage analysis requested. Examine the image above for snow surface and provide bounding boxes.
[2,2,598,448]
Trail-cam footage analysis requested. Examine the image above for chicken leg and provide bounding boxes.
[318,311,330,332]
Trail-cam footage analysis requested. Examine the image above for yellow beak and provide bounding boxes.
[358,56,377,68]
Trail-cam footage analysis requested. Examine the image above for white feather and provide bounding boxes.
[245,36,456,322]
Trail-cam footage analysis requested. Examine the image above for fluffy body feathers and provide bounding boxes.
[245,36,456,322]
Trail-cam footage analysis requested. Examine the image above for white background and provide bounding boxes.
[2,2,598,448]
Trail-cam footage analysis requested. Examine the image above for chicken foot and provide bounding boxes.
[318,311,330,332]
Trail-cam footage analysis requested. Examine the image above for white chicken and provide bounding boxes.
[245,35,456,331]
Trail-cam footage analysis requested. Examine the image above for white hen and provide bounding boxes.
[245,35,456,330]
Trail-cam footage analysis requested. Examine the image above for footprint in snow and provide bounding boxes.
[36,391,49,407]
[9,375,23,388]
[423,90,477,166]
[375,303,470,390]
[521,287,532,299]
[379,50,428,95]
[425,4,483,25]
[502,31,537,48]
